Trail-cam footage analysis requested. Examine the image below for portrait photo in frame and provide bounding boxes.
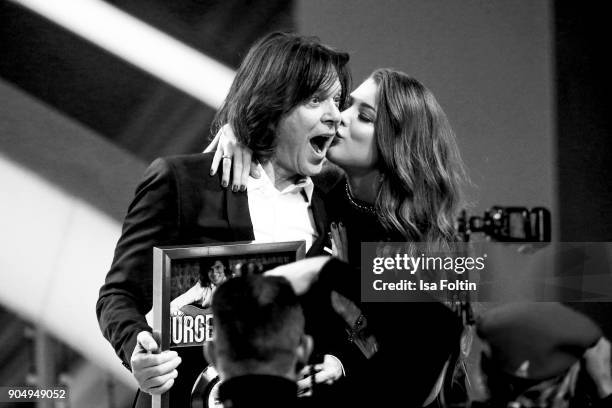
[151,240,305,408]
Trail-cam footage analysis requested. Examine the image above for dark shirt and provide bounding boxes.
[219,375,323,408]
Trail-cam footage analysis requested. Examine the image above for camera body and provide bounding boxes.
[457,206,551,242]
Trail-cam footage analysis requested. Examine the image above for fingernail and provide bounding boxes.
[240,185,246,192]
[222,181,228,188]
[331,222,336,229]
[339,222,344,227]
[232,185,239,193]
[209,170,214,176]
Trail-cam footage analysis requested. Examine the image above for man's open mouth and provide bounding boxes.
[309,134,334,155]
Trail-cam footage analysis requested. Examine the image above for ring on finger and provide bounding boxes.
[222,155,231,159]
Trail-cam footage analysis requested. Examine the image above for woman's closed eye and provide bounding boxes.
[358,112,374,123]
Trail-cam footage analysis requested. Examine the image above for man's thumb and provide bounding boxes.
[137,331,159,353]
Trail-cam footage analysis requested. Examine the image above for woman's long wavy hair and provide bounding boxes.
[371,69,468,248]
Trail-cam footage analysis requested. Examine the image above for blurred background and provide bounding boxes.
[0,0,610,407]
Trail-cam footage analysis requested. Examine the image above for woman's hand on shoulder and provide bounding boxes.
[204,124,260,192]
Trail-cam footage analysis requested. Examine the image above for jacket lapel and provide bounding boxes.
[307,188,329,256]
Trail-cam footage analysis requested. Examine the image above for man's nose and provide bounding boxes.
[339,108,350,127]
[322,99,342,127]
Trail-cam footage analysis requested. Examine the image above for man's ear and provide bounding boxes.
[296,334,313,366]
[203,341,217,368]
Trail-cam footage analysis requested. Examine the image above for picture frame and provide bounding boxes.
[151,240,306,408]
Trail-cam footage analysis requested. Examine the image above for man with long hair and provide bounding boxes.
[96,32,350,407]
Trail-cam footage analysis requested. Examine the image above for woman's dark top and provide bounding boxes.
[319,179,463,406]
[325,178,403,266]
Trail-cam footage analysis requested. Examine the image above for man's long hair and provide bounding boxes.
[212,31,351,164]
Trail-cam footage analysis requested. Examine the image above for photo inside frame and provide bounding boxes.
[152,241,305,408]
[169,251,297,347]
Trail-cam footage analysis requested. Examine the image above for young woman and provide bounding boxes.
[209,69,469,407]
[327,68,467,263]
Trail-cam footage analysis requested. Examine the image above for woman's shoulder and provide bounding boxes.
[322,177,348,218]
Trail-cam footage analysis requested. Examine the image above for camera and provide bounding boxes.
[456,206,551,243]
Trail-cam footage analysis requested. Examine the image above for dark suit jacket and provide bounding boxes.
[96,153,329,407]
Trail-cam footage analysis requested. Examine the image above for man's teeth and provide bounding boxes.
[311,135,329,154]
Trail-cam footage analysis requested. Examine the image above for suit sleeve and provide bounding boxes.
[317,258,360,302]
[304,258,364,374]
[96,158,181,368]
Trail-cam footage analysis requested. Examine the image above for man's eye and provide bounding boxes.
[333,96,342,107]
[310,96,321,104]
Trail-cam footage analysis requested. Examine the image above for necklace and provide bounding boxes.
[345,182,377,214]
